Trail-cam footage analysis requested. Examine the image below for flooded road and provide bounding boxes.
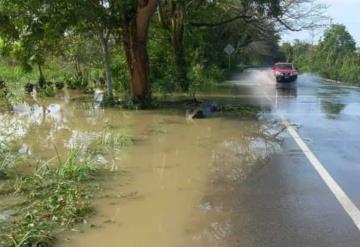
[61,116,270,247]
[2,69,360,246]
[0,88,274,246]
[225,69,360,247]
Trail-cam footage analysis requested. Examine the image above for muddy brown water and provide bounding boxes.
[0,89,278,247]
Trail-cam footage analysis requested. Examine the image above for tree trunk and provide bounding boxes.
[123,24,150,101]
[122,0,157,101]
[99,32,113,98]
[38,63,46,88]
[158,1,188,91]
[171,3,188,91]
[74,58,82,77]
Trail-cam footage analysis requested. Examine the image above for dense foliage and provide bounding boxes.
[281,24,360,84]
[0,0,327,102]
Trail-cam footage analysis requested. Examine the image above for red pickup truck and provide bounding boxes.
[272,62,298,83]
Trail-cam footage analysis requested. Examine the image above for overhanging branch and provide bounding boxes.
[275,16,302,32]
[189,15,252,27]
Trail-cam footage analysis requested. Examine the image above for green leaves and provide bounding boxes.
[321,24,356,52]
[282,24,360,84]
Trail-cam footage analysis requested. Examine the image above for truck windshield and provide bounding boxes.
[274,64,293,70]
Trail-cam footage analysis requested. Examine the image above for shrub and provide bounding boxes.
[65,74,89,90]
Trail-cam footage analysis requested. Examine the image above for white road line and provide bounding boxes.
[250,78,360,231]
[283,119,360,231]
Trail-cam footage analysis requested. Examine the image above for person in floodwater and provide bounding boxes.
[186,101,221,119]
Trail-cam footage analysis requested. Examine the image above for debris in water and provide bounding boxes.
[186,101,221,119]
[116,191,142,200]
[18,144,31,156]
[104,219,116,224]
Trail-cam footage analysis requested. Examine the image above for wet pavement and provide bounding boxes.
[226,69,360,246]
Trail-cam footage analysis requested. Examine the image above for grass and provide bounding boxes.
[100,128,134,147]
[0,154,15,179]
[56,149,97,182]
[0,145,17,179]
[0,149,99,247]
[0,62,72,87]
[0,125,136,247]
[89,127,135,155]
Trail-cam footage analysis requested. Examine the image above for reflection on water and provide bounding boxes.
[0,89,280,247]
[320,100,346,119]
[18,144,31,156]
[212,136,280,184]
[94,89,104,109]
[342,103,360,117]
[276,83,298,97]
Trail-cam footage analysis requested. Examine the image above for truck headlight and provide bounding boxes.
[275,71,283,76]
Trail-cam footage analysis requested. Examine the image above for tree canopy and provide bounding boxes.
[0,0,329,101]
[281,24,360,83]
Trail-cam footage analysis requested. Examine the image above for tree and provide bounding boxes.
[67,0,120,98]
[281,24,360,84]
[61,32,103,83]
[0,1,66,86]
[157,0,328,92]
[0,0,330,100]
[281,42,293,62]
[67,0,158,101]
[120,0,158,101]
[315,24,356,79]
[158,0,188,91]
[274,0,328,32]
[0,0,157,101]
[319,24,356,53]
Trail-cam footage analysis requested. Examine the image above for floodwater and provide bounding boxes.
[0,87,279,247]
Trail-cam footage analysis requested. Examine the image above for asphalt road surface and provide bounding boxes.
[229,69,360,247]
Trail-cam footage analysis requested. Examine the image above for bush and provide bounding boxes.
[65,74,89,89]
[188,63,224,95]
[112,51,130,93]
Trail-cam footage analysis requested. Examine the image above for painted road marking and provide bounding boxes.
[249,77,360,232]
[283,119,360,232]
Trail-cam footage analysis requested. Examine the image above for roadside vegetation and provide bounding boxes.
[0,129,135,247]
[0,0,327,108]
[0,150,97,246]
[0,1,331,246]
[281,24,360,84]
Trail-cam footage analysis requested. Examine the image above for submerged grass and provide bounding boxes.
[100,128,134,147]
[0,149,100,247]
[56,149,97,182]
[222,105,264,119]
[89,127,135,155]
[0,154,15,179]
[0,145,17,179]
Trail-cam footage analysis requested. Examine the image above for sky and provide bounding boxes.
[281,0,360,45]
